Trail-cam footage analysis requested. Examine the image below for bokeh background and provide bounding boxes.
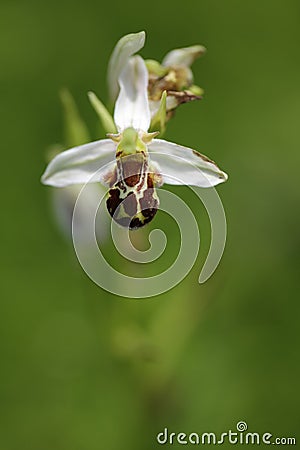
[1,0,299,448]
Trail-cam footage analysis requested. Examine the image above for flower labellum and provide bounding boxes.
[105,128,162,229]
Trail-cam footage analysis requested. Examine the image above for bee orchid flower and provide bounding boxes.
[41,56,228,229]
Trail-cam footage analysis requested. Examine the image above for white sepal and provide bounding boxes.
[148,139,228,188]
[41,139,116,187]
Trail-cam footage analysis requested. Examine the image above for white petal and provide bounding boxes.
[148,139,228,187]
[107,31,146,103]
[41,139,116,187]
[114,55,151,132]
[162,45,206,67]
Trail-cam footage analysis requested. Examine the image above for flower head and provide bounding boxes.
[41,54,227,229]
[146,44,206,120]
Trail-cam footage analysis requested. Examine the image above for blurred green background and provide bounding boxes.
[1,0,299,448]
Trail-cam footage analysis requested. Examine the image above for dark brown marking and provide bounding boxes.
[129,209,158,229]
[192,150,216,165]
[129,217,143,229]
[124,174,140,187]
[168,90,202,105]
[106,188,122,215]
